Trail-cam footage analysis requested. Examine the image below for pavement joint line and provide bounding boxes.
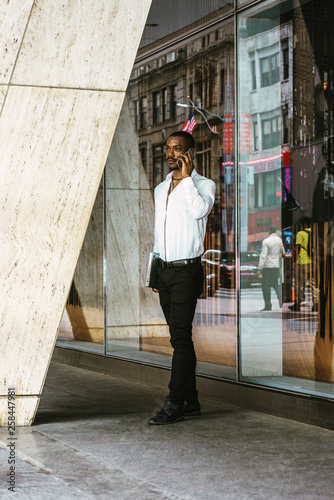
[0,439,46,471]
[0,445,93,499]
[6,427,186,500]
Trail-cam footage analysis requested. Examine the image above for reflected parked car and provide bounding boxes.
[220,251,235,288]
[240,251,262,287]
[221,250,261,288]
[202,249,261,295]
[202,249,221,297]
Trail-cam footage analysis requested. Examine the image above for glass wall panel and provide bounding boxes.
[139,0,234,51]
[238,0,334,397]
[105,3,236,379]
[57,180,104,353]
[237,0,255,7]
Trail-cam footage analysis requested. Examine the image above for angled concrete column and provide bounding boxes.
[0,0,151,426]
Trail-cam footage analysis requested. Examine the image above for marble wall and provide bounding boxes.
[0,0,151,426]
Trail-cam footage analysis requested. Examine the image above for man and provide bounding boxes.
[259,225,285,311]
[148,131,216,425]
[289,216,314,312]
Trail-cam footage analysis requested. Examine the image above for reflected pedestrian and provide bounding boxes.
[259,225,285,311]
[289,216,315,312]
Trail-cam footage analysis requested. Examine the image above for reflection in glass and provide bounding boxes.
[55,0,334,402]
[106,10,236,378]
[238,0,334,396]
[139,0,234,50]
[57,181,104,351]
[237,0,254,8]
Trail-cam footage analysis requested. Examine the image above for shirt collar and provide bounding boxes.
[166,169,198,182]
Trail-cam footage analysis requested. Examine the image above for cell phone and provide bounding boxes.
[176,148,195,170]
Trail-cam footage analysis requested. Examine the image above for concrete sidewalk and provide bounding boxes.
[0,357,334,500]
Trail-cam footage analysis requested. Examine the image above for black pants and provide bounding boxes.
[157,262,204,405]
[261,267,281,309]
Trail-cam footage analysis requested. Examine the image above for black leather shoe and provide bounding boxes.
[260,307,272,311]
[184,399,201,416]
[148,401,185,425]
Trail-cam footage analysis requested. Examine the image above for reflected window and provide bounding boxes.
[263,171,278,207]
[132,100,139,131]
[252,118,259,151]
[260,57,270,87]
[254,171,281,209]
[140,145,147,173]
[282,43,289,80]
[153,144,167,188]
[189,82,194,101]
[153,91,160,124]
[261,115,281,149]
[283,107,289,144]
[220,69,225,102]
[167,51,176,63]
[196,140,211,179]
[260,53,280,87]
[139,96,148,128]
[251,59,257,90]
[162,88,168,121]
[170,84,177,119]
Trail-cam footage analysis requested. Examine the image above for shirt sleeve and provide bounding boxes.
[259,241,268,269]
[153,239,159,254]
[295,230,305,248]
[182,177,216,220]
[153,188,160,255]
[281,240,285,257]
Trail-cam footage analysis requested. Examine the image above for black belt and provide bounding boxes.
[160,257,201,269]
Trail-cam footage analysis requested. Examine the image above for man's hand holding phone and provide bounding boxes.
[176,149,195,178]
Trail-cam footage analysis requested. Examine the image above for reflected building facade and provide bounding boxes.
[57,0,334,423]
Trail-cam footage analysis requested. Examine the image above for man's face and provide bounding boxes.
[165,136,188,171]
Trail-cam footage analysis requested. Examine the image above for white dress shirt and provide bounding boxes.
[153,169,216,261]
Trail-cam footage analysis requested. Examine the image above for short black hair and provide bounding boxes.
[168,131,195,150]
[295,216,312,229]
[269,225,277,234]
[301,216,312,226]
